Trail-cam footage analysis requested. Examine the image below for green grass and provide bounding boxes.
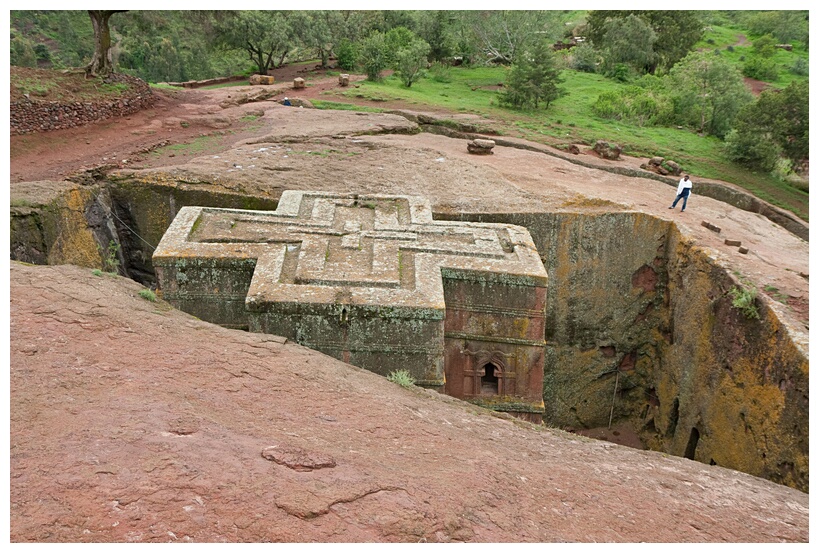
[138,289,157,302]
[339,66,807,221]
[150,82,184,90]
[729,285,760,319]
[312,100,385,113]
[386,369,416,388]
[152,135,220,156]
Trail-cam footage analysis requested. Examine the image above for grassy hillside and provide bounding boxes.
[329,64,808,221]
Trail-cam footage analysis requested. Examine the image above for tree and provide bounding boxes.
[669,51,752,137]
[216,11,293,75]
[746,10,808,45]
[10,29,37,67]
[384,26,417,67]
[586,11,703,73]
[395,38,431,87]
[599,14,657,78]
[416,11,456,62]
[86,10,127,76]
[462,11,562,65]
[290,11,345,69]
[358,31,388,81]
[728,81,809,170]
[498,39,566,110]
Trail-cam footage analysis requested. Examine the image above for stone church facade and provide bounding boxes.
[153,191,548,421]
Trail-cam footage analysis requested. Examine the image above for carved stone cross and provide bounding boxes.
[154,191,547,420]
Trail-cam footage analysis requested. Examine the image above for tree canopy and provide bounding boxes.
[669,51,752,138]
[586,11,703,74]
[216,10,294,75]
[498,38,565,110]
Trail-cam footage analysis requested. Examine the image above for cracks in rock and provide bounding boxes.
[277,485,407,520]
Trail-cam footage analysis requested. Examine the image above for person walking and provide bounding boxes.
[669,175,692,212]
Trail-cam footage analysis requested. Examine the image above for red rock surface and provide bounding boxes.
[9,262,808,542]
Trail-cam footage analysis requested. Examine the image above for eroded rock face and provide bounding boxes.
[9,107,809,492]
[9,262,809,542]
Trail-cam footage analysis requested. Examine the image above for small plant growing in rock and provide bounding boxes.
[100,240,120,274]
[729,285,759,319]
[138,289,157,302]
[92,269,103,276]
[387,369,416,388]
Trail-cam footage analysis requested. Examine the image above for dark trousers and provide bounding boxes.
[671,190,690,210]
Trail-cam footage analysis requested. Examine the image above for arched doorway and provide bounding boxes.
[481,362,500,395]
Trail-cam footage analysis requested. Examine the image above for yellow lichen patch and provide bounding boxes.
[47,188,103,268]
[704,359,786,475]
[561,194,624,210]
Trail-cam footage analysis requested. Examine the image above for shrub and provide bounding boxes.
[138,289,157,302]
[592,85,673,127]
[723,129,781,172]
[395,39,431,88]
[387,369,416,388]
[358,32,388,81]
[428,61,452,83]
[568,43,598,73]
[336,38,358,71]
[100,240,121,274]
[729,286,760,320]
[790,58,808,76]
[743,57,778,81]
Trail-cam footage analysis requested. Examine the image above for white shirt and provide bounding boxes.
[676,177,692,196]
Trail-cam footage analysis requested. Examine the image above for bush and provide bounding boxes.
[752,34,777,58]
[10,30,37,67]
[336,38,358,72]
[790,58,808,76]
[728,286,760,320]
[568,43,598,73]
[724,129,781,172]
[387,369,416,388]
[358,32,388,81]
[743,57,778,81]
[428,61,452,83]
[592,85,673,127]
[138,289,157,302]
[395,39,431,87]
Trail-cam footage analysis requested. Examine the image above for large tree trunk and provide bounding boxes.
[85,10,126,77]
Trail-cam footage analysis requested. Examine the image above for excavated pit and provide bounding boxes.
[9,180,808,493]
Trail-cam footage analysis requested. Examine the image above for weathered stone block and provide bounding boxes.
[467,139,495,155]
[724,239,742,247]
[249,74,275,85]
[153,191,548,419]
[339,74,350,86]
[293,77,305,89]
[593,140,621,160]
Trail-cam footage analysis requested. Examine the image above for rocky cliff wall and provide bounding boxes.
[9,183,809,491]
[444,211,808,492]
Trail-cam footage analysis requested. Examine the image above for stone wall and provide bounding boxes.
[10,74,156,135]
[442,210,808,492]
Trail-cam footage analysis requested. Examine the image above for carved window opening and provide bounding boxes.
[481,362,500,395]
